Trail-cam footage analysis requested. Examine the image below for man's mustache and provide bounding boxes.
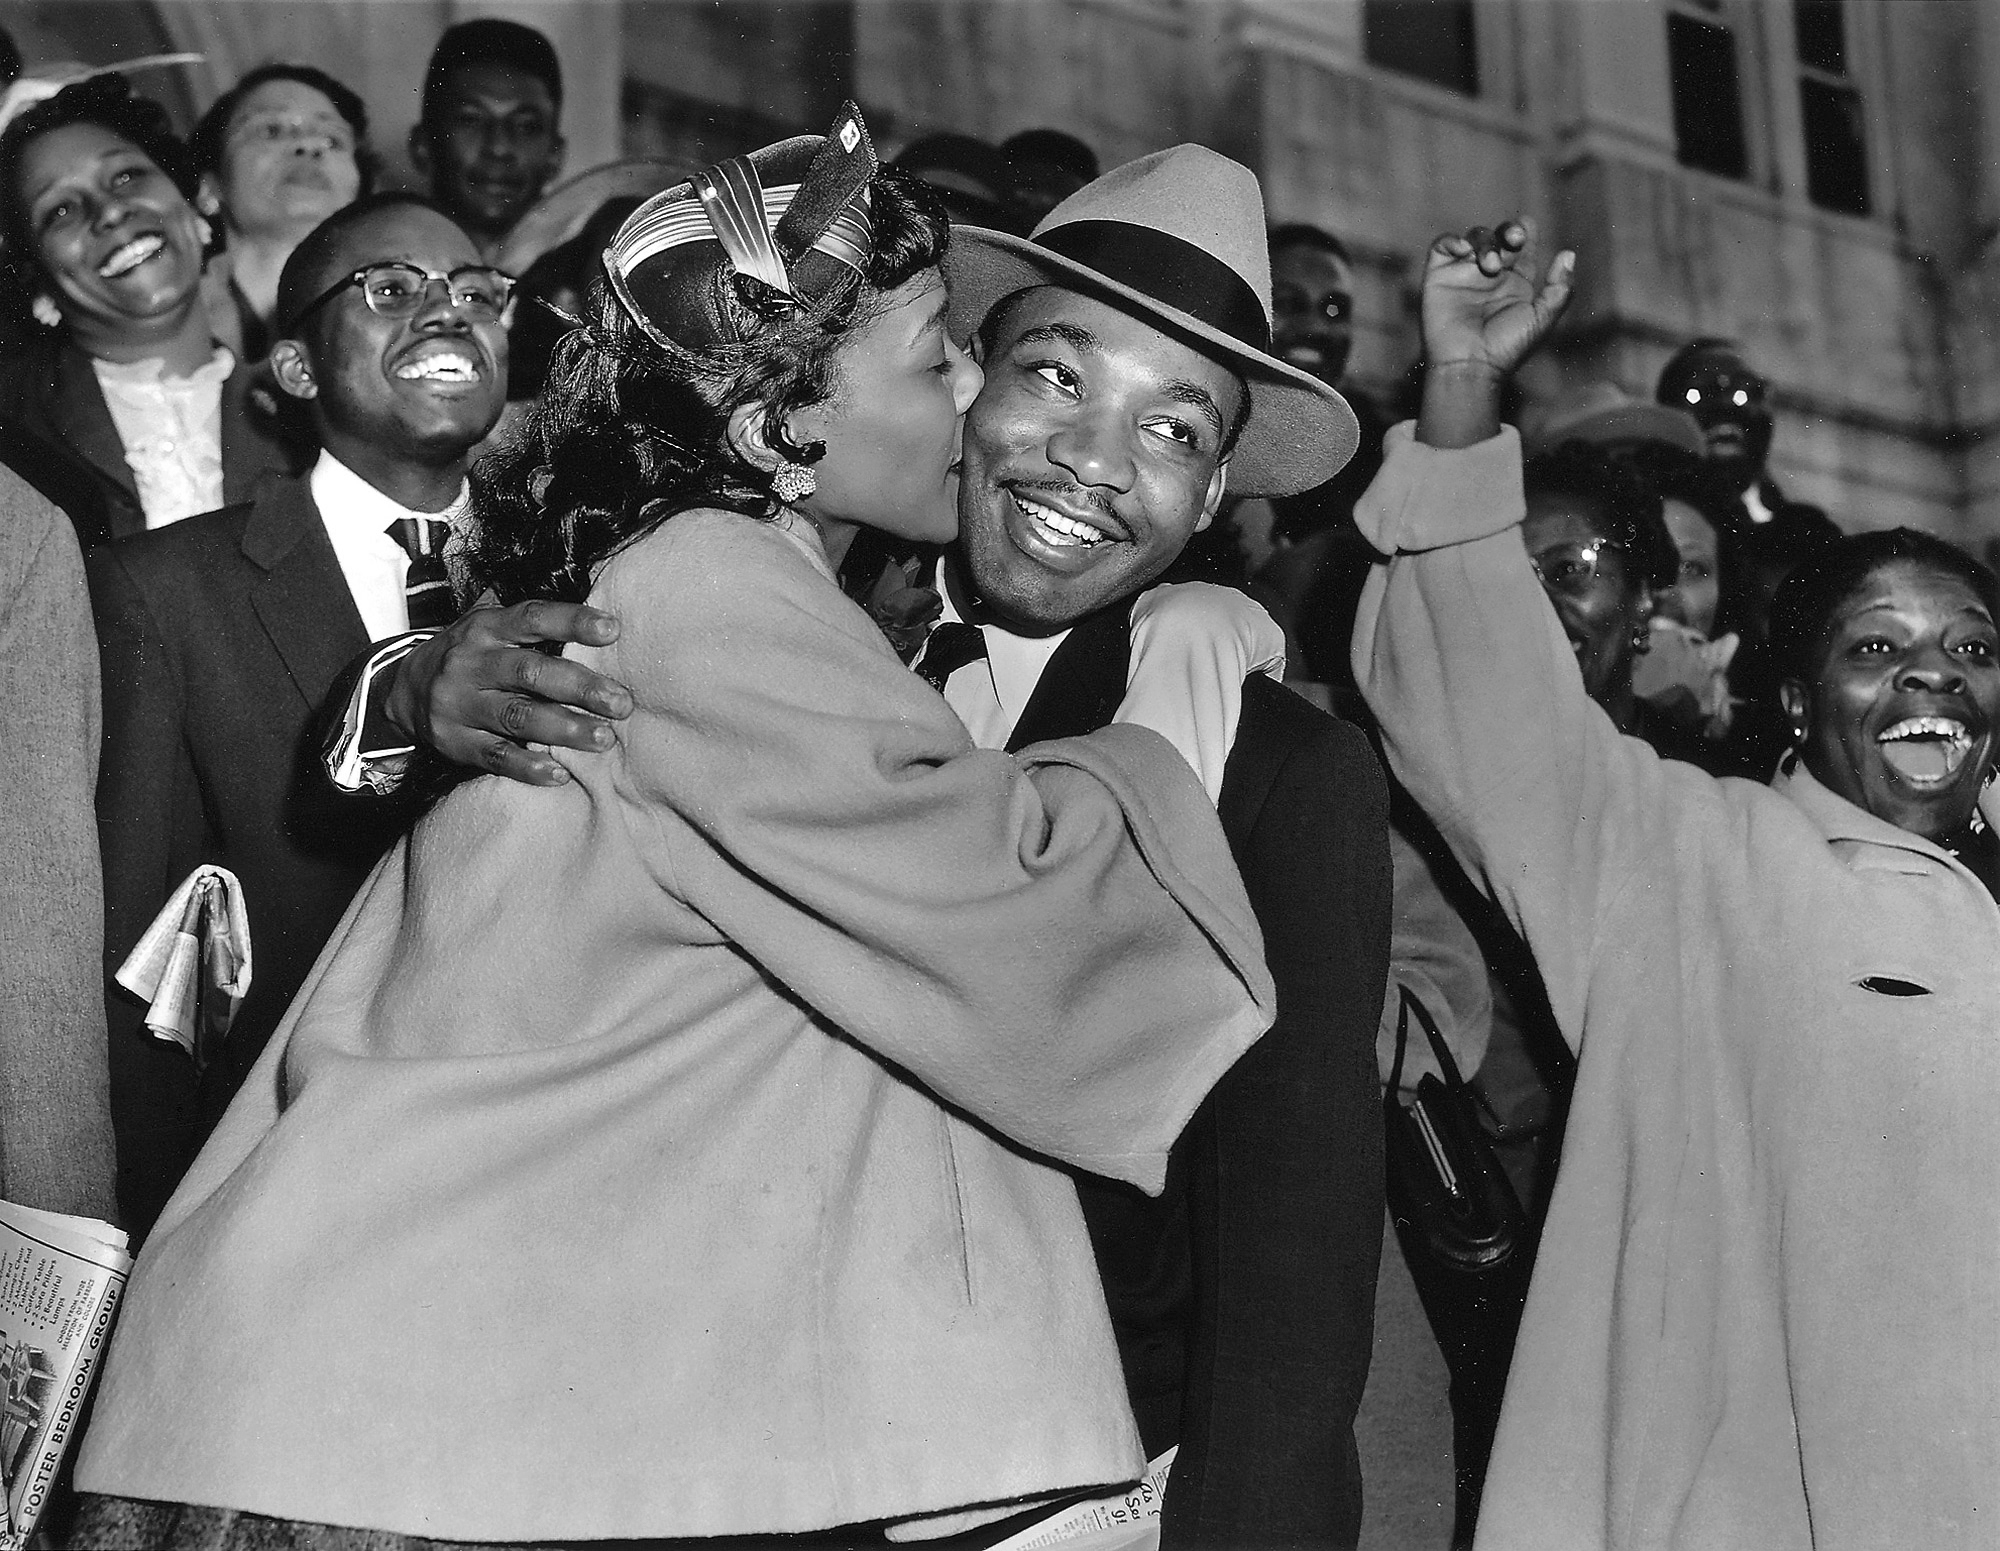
[1010,477,1117,519]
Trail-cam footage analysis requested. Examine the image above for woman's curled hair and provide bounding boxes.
[468,167,950,605]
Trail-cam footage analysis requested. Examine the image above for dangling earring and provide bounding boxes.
[1630,624,1652,655]
[772,461,817,504]
[30,293,61,330]
[1790,722,1809,746]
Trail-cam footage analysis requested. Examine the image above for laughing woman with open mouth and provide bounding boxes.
[0,74,296,549]
[1359,219,1997,1547]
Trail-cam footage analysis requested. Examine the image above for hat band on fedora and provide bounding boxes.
[1035,220,1270,354]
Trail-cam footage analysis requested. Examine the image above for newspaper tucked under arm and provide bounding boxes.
[114,865,251,1071]
[0,1203,130,1549]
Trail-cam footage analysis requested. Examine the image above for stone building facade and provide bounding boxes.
[16,0,1998,541]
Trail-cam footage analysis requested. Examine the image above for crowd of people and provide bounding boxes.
[0,14,1992,1551]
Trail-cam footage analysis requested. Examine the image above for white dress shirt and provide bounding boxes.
[309,449,470,642]
[933,562,1285,800]
[93,346,234,528]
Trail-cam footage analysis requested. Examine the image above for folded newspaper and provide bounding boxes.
[115,865,252,1071]
[0,1203,130,1549]
[983,1448,1175,1551]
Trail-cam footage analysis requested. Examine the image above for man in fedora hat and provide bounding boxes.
[326,143,1391,1548]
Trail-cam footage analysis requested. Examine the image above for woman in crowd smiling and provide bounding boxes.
[1358,218,1996,1547]
[74,109,1273,1548]
[0,74,294,547]
[1519,442,1689,760]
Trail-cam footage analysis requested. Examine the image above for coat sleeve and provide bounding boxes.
[1377,811,1494,1090]
[0,482,119,1220]
[593,515,1276,1195]
[86,541,206,1236]
[1351,424,1724,1048]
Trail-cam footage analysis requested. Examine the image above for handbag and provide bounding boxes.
[1383,984,1527,1276]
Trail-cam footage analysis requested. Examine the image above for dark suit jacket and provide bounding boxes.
[1007,604,1391,1550]
[0,334,299,552]
[88,474,419,1240]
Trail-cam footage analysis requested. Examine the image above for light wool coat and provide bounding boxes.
[0,464,118,1220]
[1355,427,1997,1550]
[78,509,1275,1541]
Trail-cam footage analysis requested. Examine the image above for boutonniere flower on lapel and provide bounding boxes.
[868,583,944,663]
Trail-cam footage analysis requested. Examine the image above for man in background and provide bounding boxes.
[410,18,563,262]
[410,17,584,404]
[1208,222,1385,690]
[91,193,509,1237]
[335,146,1391,1550]
[1655,336,1782,523]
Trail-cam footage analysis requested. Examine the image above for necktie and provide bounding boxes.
[914,621,987,692]
[385,516,457,632]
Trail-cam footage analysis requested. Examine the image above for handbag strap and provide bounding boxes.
[1394,984,1471,1090]
[1386,986,1413,1102]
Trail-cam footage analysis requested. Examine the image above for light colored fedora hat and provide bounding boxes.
[943,144,1358,498]
[1522,381,1706,458]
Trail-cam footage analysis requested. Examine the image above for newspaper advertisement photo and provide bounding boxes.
[0,1206,130,1549]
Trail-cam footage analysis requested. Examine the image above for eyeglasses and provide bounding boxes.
[1530,538,1629,599]
[284,262,515,333]
[227,114,356,157]
[1680,377,1765,410]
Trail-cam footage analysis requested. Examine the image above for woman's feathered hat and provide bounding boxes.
[602,102,879,356]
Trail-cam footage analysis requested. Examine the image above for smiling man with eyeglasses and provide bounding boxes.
[86,190,509,1239]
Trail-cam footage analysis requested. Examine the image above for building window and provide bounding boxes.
[1794,0,1869,214]
[1363,0,1479,98]
[1666,4,1750,180]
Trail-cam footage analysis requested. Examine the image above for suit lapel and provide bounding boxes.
[52,344,145,538]
[243,476,371,713]
[1004,602,1135,752]
[1217,674,1305,851]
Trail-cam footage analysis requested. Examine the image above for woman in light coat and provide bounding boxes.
[1356,220,1995,1549]
[74,112,1273,1549]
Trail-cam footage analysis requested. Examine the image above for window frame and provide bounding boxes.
[1663,0,1779,193]
[1790,0,1874,217]
[1360,0,1483,100]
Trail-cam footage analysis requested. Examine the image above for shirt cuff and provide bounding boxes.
[1352,421,1525,556]
[325,632,434,794]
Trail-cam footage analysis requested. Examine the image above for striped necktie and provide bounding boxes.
[385,516,456,632]
[914,621,988,692]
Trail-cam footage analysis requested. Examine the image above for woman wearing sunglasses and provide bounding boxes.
[0,75,299,548]
[75,110,1272,1549]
